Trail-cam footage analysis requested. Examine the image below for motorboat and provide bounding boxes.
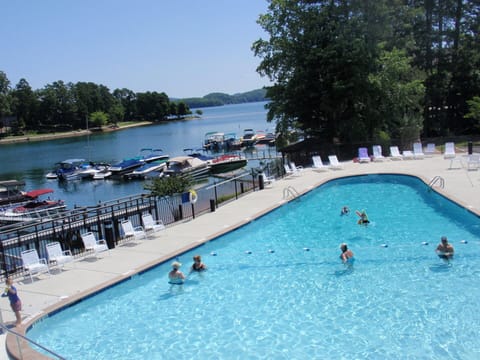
[108,157,144,176]
[208,154,247,174]
[0,189,66,222]
[240,129,256,147]
[162,156,210,181]
[78,163,111,179]
[203,132,225,151]
[92,168,112,180]
[186,151,247,174]
[127,158,169,179]
[0,180,28,206]
[55,159,87,181]
[255,132,276,146]
[224,133,242,150]
[139,148,169,163]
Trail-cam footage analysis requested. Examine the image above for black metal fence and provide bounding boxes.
[0,168,283,281]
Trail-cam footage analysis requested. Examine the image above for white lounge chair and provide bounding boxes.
[444,142,456,159]
[389,146,403,160]
[425,143,436,156]
[289,162,303,176]
[402,150,415,160]
[413,142,425,159]
[372,145,385,162]
[283,164,294,176]
[260,172,275,187]
[467,154,480,171]
[21,249,50,282]
[46,242,74,270]
[121,219,147,242]
[312,156,328,171]
[81,232,109,259]
[142,213,166,234]
[357,147,370,163]
[328,155,343,170]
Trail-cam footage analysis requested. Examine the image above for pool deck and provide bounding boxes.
[2,152,480,359]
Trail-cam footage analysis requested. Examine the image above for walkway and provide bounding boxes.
[2,152,479,359]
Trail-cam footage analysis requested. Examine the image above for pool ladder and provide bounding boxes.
[428,176,445,189]
[283,186,300,200]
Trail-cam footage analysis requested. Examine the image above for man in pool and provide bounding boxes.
[168,261,186,284]
[436,236,454,261]
[339,243,354,265]
[340,206,350,216]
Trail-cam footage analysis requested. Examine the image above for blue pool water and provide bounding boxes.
[28,175,480,359]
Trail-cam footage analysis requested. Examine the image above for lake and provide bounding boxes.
[0,102,272,207]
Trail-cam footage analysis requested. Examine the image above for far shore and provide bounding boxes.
[0,121,153,145]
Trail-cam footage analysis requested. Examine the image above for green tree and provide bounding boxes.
[465,96,480,131]
[89,111,109,127]
[0,71,12,119]
[11,78,38,130]
[369,48,425,146]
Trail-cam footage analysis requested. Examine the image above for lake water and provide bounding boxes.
[0,102,272,207]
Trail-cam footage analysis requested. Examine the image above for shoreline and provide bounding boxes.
[0,121,153,145]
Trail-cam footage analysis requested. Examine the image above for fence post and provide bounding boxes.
[210,199,216,212]
[191,203,195,219]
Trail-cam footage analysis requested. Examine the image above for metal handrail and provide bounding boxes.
[0,322,66,359]
[283,186,300,199]
[428,176,445,189]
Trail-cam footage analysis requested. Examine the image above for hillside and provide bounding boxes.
[177,88,267,108]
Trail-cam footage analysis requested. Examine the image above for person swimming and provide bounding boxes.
[340,206,350,216]
[356,209,370,225]
[339,243,355,265]
[168,261,186,285]
[190,255,207,272]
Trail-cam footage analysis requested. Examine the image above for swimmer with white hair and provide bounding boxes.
[339,243,354,265]
[168,261,186,284]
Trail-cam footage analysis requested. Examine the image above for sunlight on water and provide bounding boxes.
[27,175,480,359]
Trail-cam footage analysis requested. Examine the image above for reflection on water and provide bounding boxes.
[0,102,271,207]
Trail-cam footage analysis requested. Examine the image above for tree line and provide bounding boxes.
[0,73,192,135]
[253,0,480,148]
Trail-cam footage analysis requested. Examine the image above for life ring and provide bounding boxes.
[189,189,198,204]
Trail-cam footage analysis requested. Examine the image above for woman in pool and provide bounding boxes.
[356,209,370,225]
[2,277,22,326]
[168,261,186,284]
[340,206,350,216]
[339,243,355,265]
[190,255,207,272]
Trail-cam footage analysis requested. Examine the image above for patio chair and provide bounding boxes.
[467,154,480,171]
[328,155,343,170]
[311,156,328,171]
[425,143,436,156]
[372,145,385,162]
[444,142,456,159]
[260,172,275,187]
[402,150,415,160]
[357,147,371,163]
[142,213,166,234]
[283,164,294,176]
[46,242,74,270]
[21,249,50,282]
[289,162,303,176]
[389,146,403,160]
[121,219,147,242]
[81,231,109,259]
[413,142,425,159]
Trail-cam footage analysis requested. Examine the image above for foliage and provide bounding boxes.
[144,176,193,198]
[465,96,480,130]
[180,88,267,108]
[252,0,480,144]
[89,111,109,127]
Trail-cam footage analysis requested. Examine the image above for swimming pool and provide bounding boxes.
[27,174,480,359]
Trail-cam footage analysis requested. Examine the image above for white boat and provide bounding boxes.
[127,159,168,179]
[162,156,210,181]
[92,169,112,180]
[78,163,110,179]
[140,148,169,163]
[55,159,87,181]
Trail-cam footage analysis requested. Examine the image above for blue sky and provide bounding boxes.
[1,0,271,98]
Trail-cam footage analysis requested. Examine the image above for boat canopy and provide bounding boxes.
[25,189,54,198]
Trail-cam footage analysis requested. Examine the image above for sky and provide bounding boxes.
[1,0,271,98]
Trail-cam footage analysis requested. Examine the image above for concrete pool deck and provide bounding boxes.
[2,152,480,359]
